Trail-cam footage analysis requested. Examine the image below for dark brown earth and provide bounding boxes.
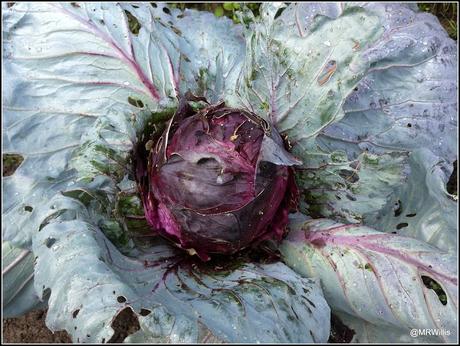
[328,314,355,343]
[3,308,141,343]
[3,310,72,343]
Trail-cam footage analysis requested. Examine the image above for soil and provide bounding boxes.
[3,308,359,343]
[328,313,356,343]
[3,310,72,343]
[3,308,140,343]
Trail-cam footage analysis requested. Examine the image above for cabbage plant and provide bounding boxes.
[2,2,458,343]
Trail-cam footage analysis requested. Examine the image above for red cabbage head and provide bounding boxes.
[136,99,300,260]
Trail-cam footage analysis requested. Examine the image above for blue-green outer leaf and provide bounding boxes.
[2,241,47,317]
[33,218,330,343]
[280,216,458,342]
[291,3,457,238]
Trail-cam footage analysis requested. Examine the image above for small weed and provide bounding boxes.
[167,3,260,24]
[419,3,457,40]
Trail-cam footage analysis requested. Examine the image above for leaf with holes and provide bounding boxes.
[296,150,407,224]
[2,1,245,247]
[292,3,457,226]
[3,2,329,343]
[280,216,458,342]
[228,3,384,142]
[367,149,457,253]
[33,219,330,343]
[2,2,457,344]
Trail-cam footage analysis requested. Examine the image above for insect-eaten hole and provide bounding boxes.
[108,307,140,343]
[393,199,402,217]
[45,237,57,248]
[139,308,151,316]
[407,123,412,128]
[421,275,447,305]
[396,222,408,230]
[124,10,141,35]
[128,96,144,108]
[162,7,171,15]
[24,205,33,212]
[117,295,127,303]
[3,153,24,176]
[274,6,286,19]
[72,309,80,318]
[39,210,67,232]
[197,157,219,168]
[406,213,417,217]
[446,159,457,196]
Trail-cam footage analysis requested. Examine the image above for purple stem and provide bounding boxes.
[300,225,457,286]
